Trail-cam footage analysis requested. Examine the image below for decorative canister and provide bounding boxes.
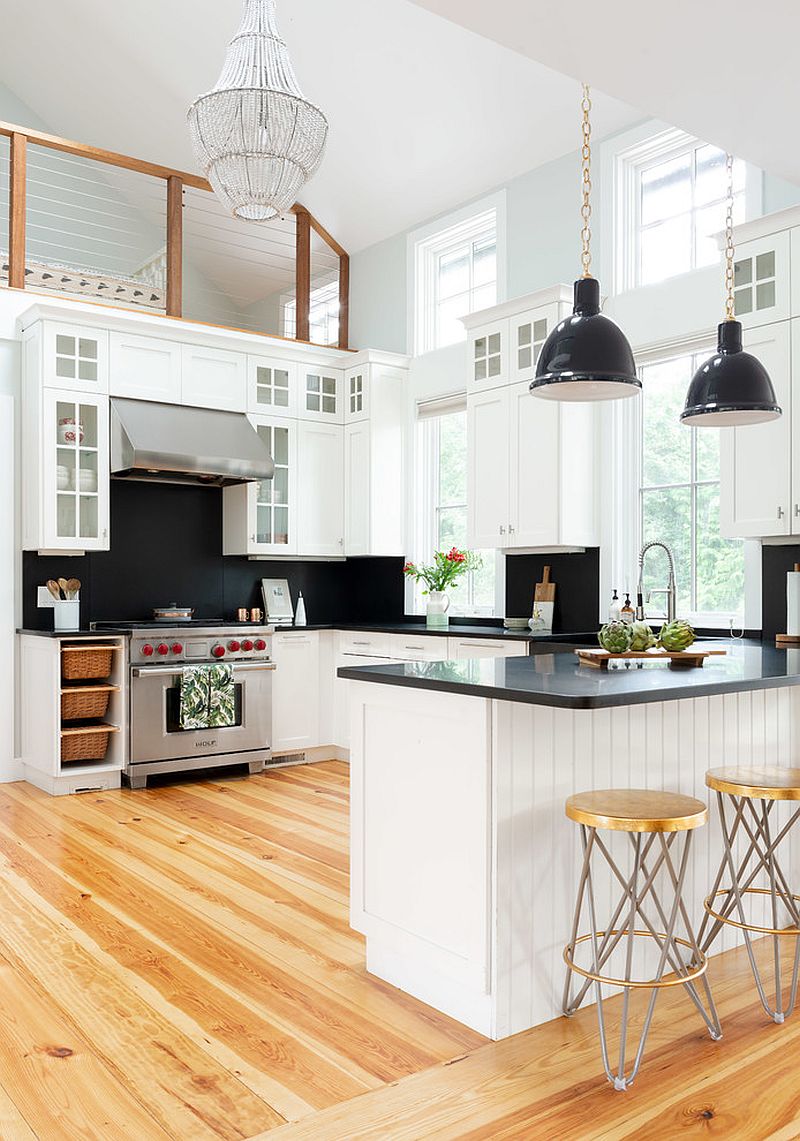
[58,418,84,445]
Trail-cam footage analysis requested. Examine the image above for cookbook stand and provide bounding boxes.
[261,579,295,627]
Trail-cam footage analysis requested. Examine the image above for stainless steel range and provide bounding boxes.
[94,621,275,789]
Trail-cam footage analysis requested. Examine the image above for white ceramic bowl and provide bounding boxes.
[58,418,84,445]
[74,468,97,492]
[56,464,70,491]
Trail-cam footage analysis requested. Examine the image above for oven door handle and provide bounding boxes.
[132,662,276,677]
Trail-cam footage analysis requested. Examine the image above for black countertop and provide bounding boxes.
[337,639,800,709]
[274,623,597,643]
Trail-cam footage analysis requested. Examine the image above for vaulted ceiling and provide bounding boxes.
[0,0,641,255]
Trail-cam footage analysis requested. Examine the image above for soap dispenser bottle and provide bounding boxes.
[609,589,621,622]
[620,593,635,624]
[295,591,307,627]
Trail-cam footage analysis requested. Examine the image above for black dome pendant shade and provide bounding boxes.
[529,276,641,402]
[680,319,782,426]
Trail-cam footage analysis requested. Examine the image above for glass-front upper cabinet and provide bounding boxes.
[733,232,790,329]
[248,418,297,555]
[510,303,562,384]
[43,390,110,550]
[299,365,343,423]
[345,366,369,422]
[468,319,509,392]
[246,355,297,417]
[41,323,109,393]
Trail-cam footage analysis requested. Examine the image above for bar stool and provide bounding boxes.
[563,789,722,1091]
[700,767,800,1024]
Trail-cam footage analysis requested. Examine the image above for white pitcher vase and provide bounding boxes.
[426,591,450,629]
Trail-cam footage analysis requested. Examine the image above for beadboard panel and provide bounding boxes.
[493,687,800,1037]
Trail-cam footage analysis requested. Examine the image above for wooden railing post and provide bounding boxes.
[166,175,183,318]
[338,252,349,350]
[295,208,311,342]
[8,132,27,289]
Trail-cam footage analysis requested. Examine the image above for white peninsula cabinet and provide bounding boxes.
[463,286,596,552]
[720,206,800,539]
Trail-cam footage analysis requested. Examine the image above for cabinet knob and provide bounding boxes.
[795,504,800,518]
[508,524,515,534]
[338,537,344,546]
[778,506,786,519]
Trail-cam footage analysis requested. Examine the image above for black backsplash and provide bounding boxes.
[22,481,406,629]
[762,545,800,639]
[505,549,600,632]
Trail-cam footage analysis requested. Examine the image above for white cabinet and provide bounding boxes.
[468,319,509,392]
[298,364,343,423]
[468,382,596,550]
[384,633,450,662]
[272,631,320,752]
[223,417,297,556]
[41,322,109,393]
[720,321,792,538]
[22,385,110,552]
[110,332,182,403]
[343,364,405,557]
[182,344,247,412]
[467,387,511,547]
[297,421,344,557]
[734,232,790,329]
[247,355,296,417]
[510,303,561,384]
[345,366,369,422]
[447,637,528,659]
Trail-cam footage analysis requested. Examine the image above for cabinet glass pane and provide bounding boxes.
[322,377,335,396]
[78,338,98,360]
[77,450,98,492]
[735,286,753,315]
[273,466,288,505]
[487,355,501,378]
[518,346,532,369]
[756,281,776,310]
[78,359,98,382]
[756,251,775,280]
[56,401,80,445]
[307,374,320,392]
[307,393,320,411]
[256,505,272,544]
[79,404,98,448]
[79,495,98,539]
[488,333,501,355]
[57,447,76,491]
[57,494,76,538]
[734,258,752,286]
[518,323,532,348]
[273,427,288,465]
[56,356,76,379]
[322,395,336,413]
[273,507,289,545]
[56,335,75,355]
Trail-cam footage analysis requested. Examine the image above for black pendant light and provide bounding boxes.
[531,85,640,403]
[681,154,781,427]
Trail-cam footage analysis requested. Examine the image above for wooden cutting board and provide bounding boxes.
[534,566,556,604]
[575,647,727,670]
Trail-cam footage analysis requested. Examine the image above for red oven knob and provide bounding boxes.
[254,638,267,651]
[156,643,169,656]
[211,645,225,658]
[141,643,154,657]
[228,640,241,652]
[171,642,183,655]
[241,639,253,652]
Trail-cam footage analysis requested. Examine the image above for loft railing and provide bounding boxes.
[0,120,350,349]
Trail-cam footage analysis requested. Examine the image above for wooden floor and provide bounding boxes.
[1,762,799,1140]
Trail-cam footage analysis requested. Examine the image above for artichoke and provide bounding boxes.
[658,619,695,652]
[598,621,634,654]
[629,621,657,651]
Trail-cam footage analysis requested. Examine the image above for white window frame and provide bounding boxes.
[408,191,507,357]
[599,332,760,630]
[602,122,763,296]
[406,393,505,618]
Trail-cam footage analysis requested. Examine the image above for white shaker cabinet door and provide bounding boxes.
[467,386,510,548]
[181,344,247,412]
[297,421,344,557]
[110,332,182,403]
[507,380,560,547]
[272,631,320,752]
[344,419,370,556]
[720,321,791,538]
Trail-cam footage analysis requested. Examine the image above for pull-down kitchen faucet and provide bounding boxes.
[635,541,676,623]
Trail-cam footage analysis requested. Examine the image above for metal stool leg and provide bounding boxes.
[705,791,800,1024]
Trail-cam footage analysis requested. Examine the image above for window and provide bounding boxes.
[283,279,339,345]
[410,193,506,355]
[639,351,744,622]
[411,401,500,616]
[613,128,749,291]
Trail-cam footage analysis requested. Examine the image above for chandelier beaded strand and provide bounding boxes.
[188,0,328,222]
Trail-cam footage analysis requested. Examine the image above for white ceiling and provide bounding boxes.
[407,0,800,189]
[0,0,641,258]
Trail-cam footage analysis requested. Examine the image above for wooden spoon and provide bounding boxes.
[46,580,61,602]
[66,578,81,600]
[58,577,69,599]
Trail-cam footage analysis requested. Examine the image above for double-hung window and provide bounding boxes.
[612,128,749,291]
[638,349,745,623]
[410,398,500,616]
[411,194,505,354]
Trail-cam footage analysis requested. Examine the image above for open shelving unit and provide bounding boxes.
[19,633,127,794]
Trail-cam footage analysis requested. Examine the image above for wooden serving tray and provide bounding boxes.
[575,647,727,670]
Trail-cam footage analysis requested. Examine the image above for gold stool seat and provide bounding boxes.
[700,766,800,1024]
[566,788,708,833]
[706,766,800,801]
[563,786,721,1091]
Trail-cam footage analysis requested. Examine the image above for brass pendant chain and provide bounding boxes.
[580,83,593,278]
[724,152,736,320]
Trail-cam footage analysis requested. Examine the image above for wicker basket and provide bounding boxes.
[61,686,114,722]
[61,645,115,681]
[60,725,115,764]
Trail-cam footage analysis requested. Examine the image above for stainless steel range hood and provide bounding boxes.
[110,397,275,486]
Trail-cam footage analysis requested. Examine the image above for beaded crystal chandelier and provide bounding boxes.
[187,0,328,222]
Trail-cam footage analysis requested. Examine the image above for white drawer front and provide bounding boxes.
[448,637,529,659]
[386,634,450,661]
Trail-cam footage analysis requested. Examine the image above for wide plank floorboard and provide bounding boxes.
[0,762,484,1138]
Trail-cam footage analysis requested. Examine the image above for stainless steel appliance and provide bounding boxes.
[93,621,275,788]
